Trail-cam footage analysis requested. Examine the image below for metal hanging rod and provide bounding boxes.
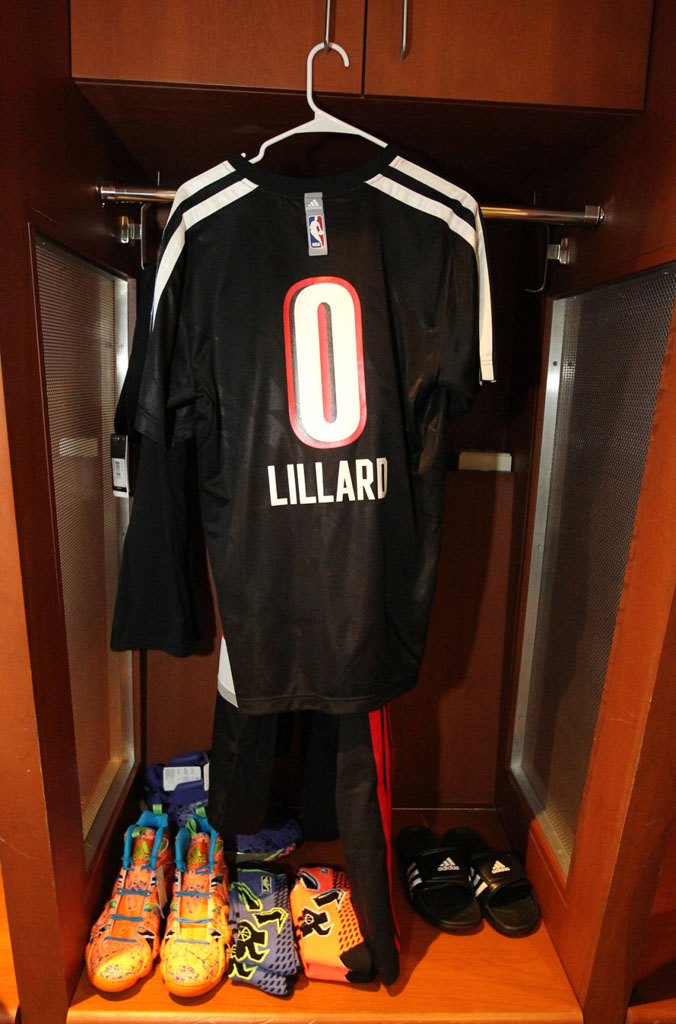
[97,182,604,228]
[481,199,602,224]
[481,204,603,227]
[99,183,178,205]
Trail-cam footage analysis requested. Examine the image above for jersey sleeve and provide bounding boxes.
[111,248,209,656]
[135,213,197,446]
[438,206,494,416]
[110,435,209,656]
[371,155,494,418]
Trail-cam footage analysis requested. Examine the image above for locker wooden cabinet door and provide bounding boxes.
[365,0,654,109]
[69,0,365,93]
[71,0,653,111]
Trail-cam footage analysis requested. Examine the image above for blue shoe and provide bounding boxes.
[144,750,209,827]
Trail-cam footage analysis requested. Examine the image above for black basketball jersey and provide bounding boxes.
[130,146,493,714]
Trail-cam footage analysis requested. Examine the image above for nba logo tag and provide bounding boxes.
[304,192,328,255]
[308,214,325,248]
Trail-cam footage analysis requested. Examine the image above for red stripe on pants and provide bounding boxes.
[368,704,399,947]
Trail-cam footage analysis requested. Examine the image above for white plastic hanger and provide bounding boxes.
[248,42,387,163]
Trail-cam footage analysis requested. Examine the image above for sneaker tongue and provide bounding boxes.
[131,828,156,865]
[186,833,211,868]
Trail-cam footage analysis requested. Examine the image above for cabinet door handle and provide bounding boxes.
[400,0,409,59]
[324,0,332,50]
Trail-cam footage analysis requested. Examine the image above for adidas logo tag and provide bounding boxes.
[437,856,459,872]
[306,197,322,209]
[491,859,511,874]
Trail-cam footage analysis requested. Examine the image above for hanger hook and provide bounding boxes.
[306,41,349,115]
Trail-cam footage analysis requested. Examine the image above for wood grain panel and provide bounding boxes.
[492,6,676,1022]
[365,0,653,109]
[144,646,219,764]
[0,869,19,1024]
[70,0,365,93]
[0,1,145,1021]
[0,385,25,1024]
[631,815,676,1005]
[628,999,676,1024]
[393,472,514,808]
[543,2,676,292]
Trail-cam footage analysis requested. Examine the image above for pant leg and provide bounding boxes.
[208,691,279,836]
[335,704,400,986]
[300,711,340,841]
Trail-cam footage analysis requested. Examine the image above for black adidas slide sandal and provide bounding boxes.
[395,825,481,932]
[443,828,540,937]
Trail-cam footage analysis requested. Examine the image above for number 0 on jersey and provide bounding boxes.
[284,277,367,449]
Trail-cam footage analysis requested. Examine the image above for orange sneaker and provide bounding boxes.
[85,812,174,992]
[160,813,231,997]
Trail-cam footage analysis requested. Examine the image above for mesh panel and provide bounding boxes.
[520,266,676,869]
[35,238,132,837]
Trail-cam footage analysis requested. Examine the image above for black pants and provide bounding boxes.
[208,694,400,985]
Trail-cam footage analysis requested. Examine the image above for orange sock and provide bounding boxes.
[290,866,375,984]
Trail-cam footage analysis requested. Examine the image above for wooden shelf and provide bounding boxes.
[0,867,19,1024]
[628,999,676,1023]
[68,810,581,1024]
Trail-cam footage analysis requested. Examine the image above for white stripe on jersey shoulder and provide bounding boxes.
[366,172,477,250]
[152,165,258,328]
[166,159,237,220]
[389,155,480,219]
[367,157,495,384]
[183,177,257,230]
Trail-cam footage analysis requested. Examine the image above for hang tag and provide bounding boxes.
[305,192,328,256]
[110,433,129,497]
[162,764,204,791]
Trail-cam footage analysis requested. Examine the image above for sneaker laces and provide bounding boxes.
[105,812,169,943]
[172,814,222,944]
[122,811,169,872]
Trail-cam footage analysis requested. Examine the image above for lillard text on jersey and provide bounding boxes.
[267,456,388,506]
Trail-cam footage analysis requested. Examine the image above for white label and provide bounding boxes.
[110,433,129,496]
[162,765,203,791]
[112,458,127,486]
